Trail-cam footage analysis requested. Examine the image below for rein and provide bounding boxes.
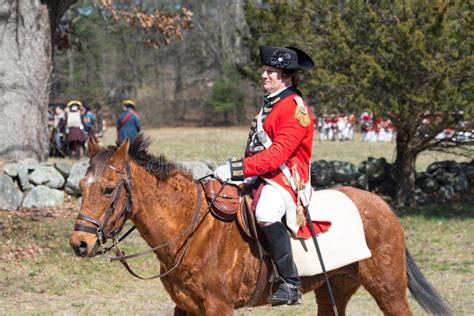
[74,160,207,280]
[110,184,205,280]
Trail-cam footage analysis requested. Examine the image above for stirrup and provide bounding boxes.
[268,281,301,306]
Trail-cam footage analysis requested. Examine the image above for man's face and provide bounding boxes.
[261,66,289,94]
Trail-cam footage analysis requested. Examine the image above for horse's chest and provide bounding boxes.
[161,268,206,308]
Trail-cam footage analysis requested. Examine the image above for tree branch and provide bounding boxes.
[47,0,79,34]
[191,18,223,70]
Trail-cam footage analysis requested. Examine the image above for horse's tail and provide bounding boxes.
[406,249,453,315]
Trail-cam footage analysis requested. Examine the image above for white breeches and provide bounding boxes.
[255,184,286,223]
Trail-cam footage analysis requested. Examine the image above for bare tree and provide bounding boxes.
[0,0,55,161]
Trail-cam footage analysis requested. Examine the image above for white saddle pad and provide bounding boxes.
[291,189,372,276]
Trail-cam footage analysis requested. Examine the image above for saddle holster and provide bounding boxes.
[203,178,240,221]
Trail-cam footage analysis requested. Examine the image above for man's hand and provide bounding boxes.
[214,162,231,182]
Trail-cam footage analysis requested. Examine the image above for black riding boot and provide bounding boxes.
[260,222,301,306]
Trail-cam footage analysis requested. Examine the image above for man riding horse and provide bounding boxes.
[69,44,452,315]
[214,45,315,306]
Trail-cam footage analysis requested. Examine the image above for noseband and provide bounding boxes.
[74,161,133,245]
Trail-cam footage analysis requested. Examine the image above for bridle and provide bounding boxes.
[73,159,205,280]
[74,161,133,246]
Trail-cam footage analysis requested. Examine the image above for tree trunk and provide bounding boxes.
[68,49,74,84]
[173,45,183,122]
[392,131,418,207]
[223,111,229,125]
[0,0,52,161]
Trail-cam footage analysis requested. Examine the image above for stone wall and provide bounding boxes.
[1,157,472,211]
[0,159,215,211]
[0,158,89,210]
[311,158,474,204]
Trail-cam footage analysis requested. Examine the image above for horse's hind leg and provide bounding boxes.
[315,275,360,316]
[358,245,412,315]
[338,187,413,315]
[359,266,411,315]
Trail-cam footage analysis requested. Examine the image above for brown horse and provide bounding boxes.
[69,135,452,315]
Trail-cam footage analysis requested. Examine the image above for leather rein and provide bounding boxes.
[73,160,205,280]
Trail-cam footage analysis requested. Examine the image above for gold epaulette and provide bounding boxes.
[294,96,310,127]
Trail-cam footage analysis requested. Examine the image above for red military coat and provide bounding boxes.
[242,92,315,201]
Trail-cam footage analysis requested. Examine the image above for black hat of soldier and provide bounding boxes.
[260,46,314,70]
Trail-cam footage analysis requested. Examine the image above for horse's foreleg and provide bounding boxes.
[315,275,360,316]
[174,306,196,316]
[201,299,234,316]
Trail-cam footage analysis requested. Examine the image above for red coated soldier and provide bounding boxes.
[214,46,315,306]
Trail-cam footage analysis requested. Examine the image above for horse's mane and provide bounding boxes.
[90,133,189,180]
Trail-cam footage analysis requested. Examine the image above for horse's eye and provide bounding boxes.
[103,186,115,196]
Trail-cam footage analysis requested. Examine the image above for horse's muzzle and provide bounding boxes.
[72,240,89,257]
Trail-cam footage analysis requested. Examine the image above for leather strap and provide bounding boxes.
[99,225,136,255]
[77,213,102,227]
[118,112,134,131]
[114,236,192,280]
[110,183,203,262]
[243,194,272,307]
[110,184,205,280]
[73,223,97,235]
[246,255,271,307]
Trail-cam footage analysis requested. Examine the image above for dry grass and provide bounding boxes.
[0,200,472,315]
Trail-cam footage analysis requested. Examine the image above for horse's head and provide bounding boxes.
[69,137,133,257]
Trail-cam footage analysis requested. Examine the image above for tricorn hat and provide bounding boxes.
[259,46,314,70]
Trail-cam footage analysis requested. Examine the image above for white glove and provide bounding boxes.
[213,162,231,182]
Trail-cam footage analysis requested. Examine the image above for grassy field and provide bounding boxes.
[1,127,473,315]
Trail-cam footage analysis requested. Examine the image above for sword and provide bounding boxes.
[292,163,338,316]
[300,201,339,316]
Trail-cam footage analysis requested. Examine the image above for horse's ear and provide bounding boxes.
[87,137,102,157]
[110,138,130,170]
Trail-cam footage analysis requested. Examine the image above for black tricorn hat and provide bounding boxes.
[260,46,314,70]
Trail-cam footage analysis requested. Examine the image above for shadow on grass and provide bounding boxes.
[395,196,474,219]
